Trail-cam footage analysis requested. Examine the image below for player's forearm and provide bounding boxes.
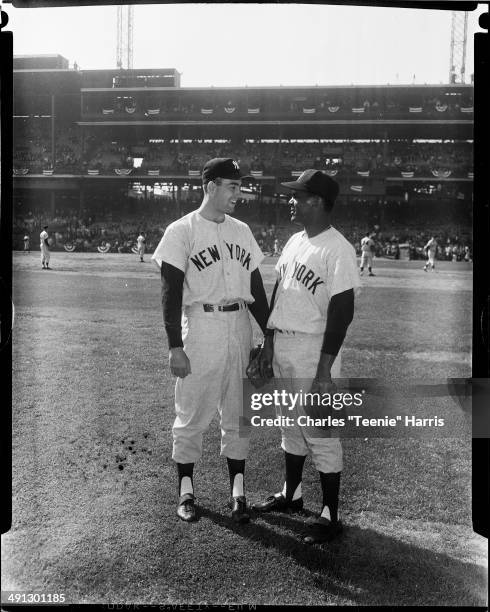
[317,289,355,378]
[161,262,185,349]
[249,268,270,335]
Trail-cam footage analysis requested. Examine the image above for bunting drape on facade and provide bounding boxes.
[431,169,452,178]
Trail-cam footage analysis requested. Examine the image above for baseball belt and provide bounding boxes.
[202,302,246,312]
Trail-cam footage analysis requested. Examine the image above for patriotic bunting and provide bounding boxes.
[114,168,132,176]
[431,169,452,178]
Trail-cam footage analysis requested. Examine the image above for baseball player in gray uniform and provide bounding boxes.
[253,169,360,544]
[359,231,376,276]
[40,225,51,269]
[152,158,270,524]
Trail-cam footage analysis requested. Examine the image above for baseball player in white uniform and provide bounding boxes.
[252,169,360,545]
[152,158,270,524]
[423,236,438,271]
[359,231,376,276]
[136,233,146,262]
[23,234,30,254]
[40,225,51,269]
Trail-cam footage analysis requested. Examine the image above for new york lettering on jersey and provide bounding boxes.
[190,241,252,272]
[278,259,325,294]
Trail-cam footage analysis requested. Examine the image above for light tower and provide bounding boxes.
[116,5,134,70]
[449,10,468,84]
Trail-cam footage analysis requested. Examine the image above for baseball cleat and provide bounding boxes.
[229,496,250,524]
[303,518,343,544]
[252,492,304,513]
[176,493,198,522]
[368,272,375,276]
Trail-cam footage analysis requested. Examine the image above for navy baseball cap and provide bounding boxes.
[202,158,248,183]
[281,169,339,205]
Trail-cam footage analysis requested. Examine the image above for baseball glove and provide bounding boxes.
[246,346,274,389]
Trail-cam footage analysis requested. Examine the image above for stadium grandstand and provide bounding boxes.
[12,54,473,260]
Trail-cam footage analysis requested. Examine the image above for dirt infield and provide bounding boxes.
[2,252,485,605]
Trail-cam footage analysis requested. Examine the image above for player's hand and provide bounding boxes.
[310,377,337,397]
[169,347,191,378]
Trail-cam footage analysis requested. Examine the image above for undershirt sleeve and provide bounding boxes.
[321,288,354,356]
[248,268,270,334]
[161,261,185,349]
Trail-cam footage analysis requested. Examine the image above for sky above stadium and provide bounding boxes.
[7,3,486,87]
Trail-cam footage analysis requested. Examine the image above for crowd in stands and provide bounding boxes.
[14,203,472,263]
[13,123,473,179]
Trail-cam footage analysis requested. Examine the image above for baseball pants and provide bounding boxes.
[41,245,50,266]
[427,251,436,266]
[172,302,253,464]
[360,253,373,268]
[272,330,343,473]
[138,246,145,258]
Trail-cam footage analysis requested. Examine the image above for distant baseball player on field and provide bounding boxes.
[23,234,30,254]
[359,231,376,276]
[40,225,51,269]
[423,236,438,271]
[136,232,146,262]
[152,158,270,524]
[252,169,360,545]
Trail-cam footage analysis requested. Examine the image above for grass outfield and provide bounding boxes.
[2,252,486,606]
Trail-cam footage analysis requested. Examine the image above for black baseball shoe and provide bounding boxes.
[229,496,250,524]
[303,518,343,544]
[252,492,304,513]
[45,265,52,270]
[176,493,197,522]
[368,272,375,276]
